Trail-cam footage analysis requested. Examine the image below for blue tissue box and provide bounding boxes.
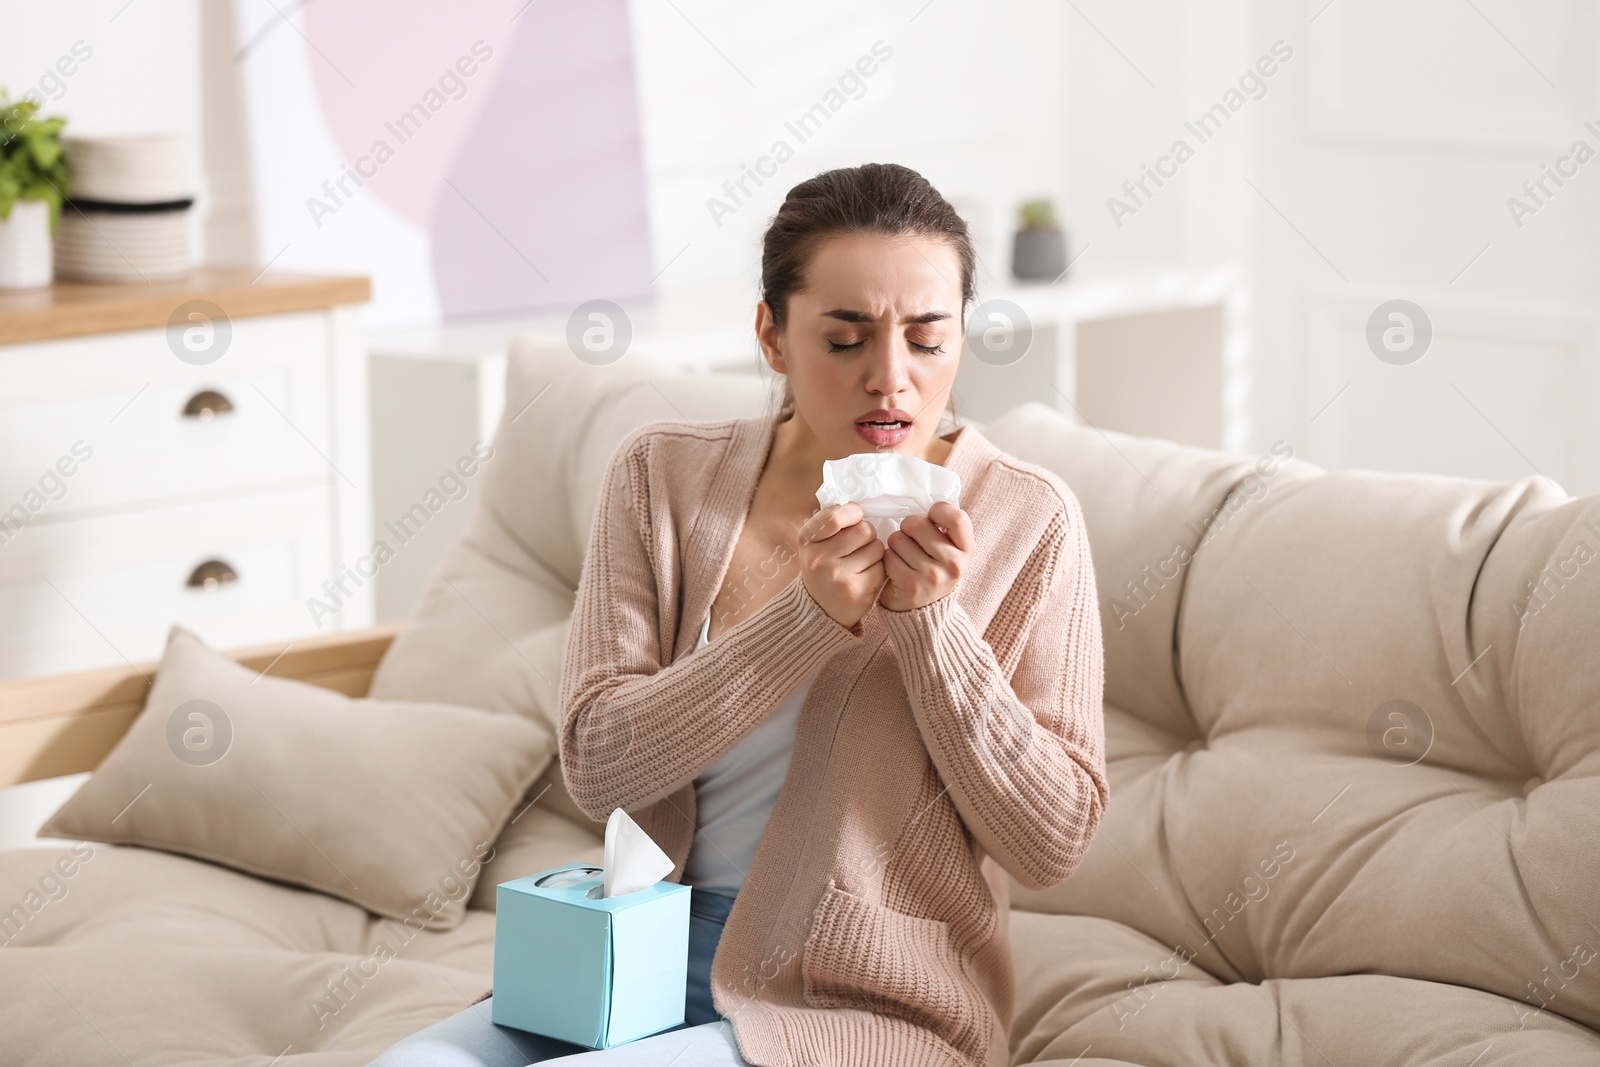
[492,863,692,1048]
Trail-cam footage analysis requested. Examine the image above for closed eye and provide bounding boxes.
[828,340,945,354]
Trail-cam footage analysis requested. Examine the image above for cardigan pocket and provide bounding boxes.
[800,880,985,1060]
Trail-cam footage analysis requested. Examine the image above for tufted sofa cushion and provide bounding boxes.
[0,841,499,1065]
[985,401,1600,1059]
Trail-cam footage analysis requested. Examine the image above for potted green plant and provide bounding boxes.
[0,91,70,289]
[1011,197,1068,282]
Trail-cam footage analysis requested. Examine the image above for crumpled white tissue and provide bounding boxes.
[602,807,674,898]
[816,452,962,544]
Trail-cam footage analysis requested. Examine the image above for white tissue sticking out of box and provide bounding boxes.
[816,452,962,544]
[602,808,674,898]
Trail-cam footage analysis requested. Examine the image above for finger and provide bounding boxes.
[839,532,886,575]
[881,538,914,584]
[825,516,883,561]
[886,524,938,572]
[927,502,974,553]
[801,502,860,545]
[897,513,959,563]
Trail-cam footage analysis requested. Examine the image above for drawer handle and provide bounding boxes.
[185,559,238,591]
[181,389,234,421]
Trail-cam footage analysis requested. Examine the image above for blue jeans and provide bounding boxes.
[680,886,734,1027]
[366,887,746,1066]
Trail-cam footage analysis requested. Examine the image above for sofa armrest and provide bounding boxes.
[0,622,405,787]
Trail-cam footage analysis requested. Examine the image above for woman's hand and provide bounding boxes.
[798,501,885,631]
[878,501,973,613]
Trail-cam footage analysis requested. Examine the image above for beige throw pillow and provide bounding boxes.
[39,625,551,930]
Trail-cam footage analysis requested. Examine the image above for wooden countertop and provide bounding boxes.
[0,266,371,345]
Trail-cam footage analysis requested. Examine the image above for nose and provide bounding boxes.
[862,336,913,398]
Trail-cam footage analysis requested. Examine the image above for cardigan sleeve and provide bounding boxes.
[558,431,865,821]
[878,494,1109,891]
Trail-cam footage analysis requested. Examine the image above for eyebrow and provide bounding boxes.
[821,309,952,324]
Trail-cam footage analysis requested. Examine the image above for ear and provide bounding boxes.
[755,300,788,373]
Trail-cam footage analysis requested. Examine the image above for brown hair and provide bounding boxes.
[758,163,973,431]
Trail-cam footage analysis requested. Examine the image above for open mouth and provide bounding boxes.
[855,410,914,439]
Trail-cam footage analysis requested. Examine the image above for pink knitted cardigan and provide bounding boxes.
[558,411,1108,1067]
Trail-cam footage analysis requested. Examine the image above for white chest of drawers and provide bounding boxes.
[0,269,373,680]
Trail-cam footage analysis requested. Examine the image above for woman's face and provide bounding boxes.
[758,231,964,458]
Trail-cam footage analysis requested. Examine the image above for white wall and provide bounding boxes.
[1048,0,1598,494]
[8,0,1594,493]
[0,1,197,136]
[1250,0,1599,496]
[0,1,202,246]
[627,0,1073,315]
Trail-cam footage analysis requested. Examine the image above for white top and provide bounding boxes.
[680,609,816,899]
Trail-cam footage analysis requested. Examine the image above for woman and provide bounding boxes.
[369,162,1108,1067]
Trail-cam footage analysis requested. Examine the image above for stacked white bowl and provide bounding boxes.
[56,133,194,282]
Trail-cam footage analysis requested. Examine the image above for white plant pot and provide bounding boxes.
[0,199,55,289]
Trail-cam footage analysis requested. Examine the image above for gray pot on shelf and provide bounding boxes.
[1011,226,1067,282]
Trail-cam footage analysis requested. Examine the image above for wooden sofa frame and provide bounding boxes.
[0,623,405,788]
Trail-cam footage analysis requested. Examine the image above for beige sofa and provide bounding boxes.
[3,331,1597,1065]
